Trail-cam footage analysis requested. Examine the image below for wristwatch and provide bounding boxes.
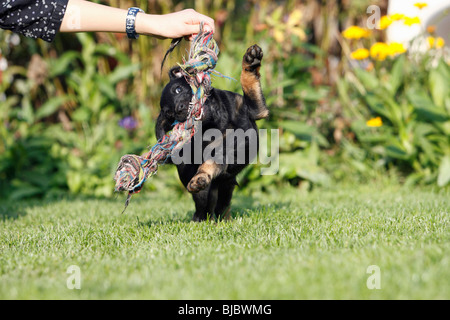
[126,7,144,39]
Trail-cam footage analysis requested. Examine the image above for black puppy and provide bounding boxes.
[156,45,269,221]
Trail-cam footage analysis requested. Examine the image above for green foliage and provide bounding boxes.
[0,31,156,200]
[1,1,449,201]
[339,54,450,187]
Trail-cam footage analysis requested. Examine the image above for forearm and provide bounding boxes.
[60,0,214,39]
[61,0,128,33]
[61,1,166,38]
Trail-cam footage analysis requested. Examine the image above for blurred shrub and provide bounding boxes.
[338,10,450,187]
[0,30,159,199]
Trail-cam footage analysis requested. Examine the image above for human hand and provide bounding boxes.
[138,9,215,40]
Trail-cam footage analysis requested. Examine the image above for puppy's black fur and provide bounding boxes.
[156,45,269,221]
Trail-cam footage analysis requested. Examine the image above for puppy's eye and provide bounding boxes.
[175,87,182,94]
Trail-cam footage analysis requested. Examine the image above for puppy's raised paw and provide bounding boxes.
[187,173,211,193]
[243,44,264,73]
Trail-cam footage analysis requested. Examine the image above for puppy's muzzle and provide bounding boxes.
[175,103,189,121]
[176,103,187,114]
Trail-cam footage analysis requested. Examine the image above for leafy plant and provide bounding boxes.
[339,12,450,187]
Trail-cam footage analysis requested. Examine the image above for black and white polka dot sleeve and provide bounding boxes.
[1,0,69,42]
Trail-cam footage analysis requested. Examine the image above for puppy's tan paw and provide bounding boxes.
[187,173,211,193]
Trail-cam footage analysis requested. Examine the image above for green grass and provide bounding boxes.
[0,182,449,299]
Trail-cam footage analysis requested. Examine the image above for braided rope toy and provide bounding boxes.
[114,24,220,211]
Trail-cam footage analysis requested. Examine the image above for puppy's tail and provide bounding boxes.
[161,37,183,76]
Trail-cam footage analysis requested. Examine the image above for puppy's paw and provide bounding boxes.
[243,45,264,72]
[187,173,211,193]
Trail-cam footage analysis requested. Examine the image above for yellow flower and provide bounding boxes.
[388,42,407,56]
[370,42,390,61]
[428,36,446,49]
[342,26,371,40]
[273,29,285,43]
[379,15,393,30]
[287,9,302,27]
[291,27,307,41]
[403,16,421,26]
[414,2,428,9]
[436,37,445,49]
[367,117,383,127]
[350,48,370,60]
[369,42,406,60]
[390,13,405,21]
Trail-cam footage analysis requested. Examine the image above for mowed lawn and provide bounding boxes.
[0,182,448,299]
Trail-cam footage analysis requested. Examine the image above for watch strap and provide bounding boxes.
[126,7,144,40]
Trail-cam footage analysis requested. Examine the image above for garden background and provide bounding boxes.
[1,0,449,200]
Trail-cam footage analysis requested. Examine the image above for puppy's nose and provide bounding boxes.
[176,104,185,114]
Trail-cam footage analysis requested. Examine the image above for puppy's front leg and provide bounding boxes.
[187,160,223,193]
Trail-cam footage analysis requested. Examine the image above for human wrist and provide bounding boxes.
[135,13,159,37]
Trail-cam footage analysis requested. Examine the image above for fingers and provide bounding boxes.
[146,9,215,40]
[185,24,202,36]
[196,13,215,33]
[184,34,197,41]
[182,9,215,35]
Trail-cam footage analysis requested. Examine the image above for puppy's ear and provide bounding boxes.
[169,66,184,80]
[161,37,182,76]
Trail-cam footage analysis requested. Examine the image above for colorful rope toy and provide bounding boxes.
[114,24,219,212]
